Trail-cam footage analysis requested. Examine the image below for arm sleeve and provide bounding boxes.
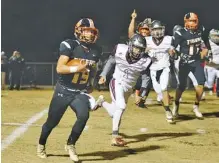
[99,55,116,77]
[99,45,117,77]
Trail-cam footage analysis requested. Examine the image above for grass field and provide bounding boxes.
[1,89,219,163]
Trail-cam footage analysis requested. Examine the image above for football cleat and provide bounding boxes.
[193,105,204,119]
[65,144,79,162]
[111,136,127,147]
[92,95,104,111]
[165,110,175,124]
[37,144,47,158]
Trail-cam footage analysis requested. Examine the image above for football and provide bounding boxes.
[66,58,87,66]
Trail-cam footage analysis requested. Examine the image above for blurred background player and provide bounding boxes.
[8,51,25,90]
[128,9,153,108]
[170,12,211,119]
[37,18,103,162]
[1,51,8,90]
[202,29,219,98]
[98,34,151,146]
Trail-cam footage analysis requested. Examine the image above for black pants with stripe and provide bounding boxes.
[39,82,90,145]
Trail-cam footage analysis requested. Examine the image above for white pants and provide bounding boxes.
[150,67,170,96]
[109,78,132,110]
[204,65,219,88]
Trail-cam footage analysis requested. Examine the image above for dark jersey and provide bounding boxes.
[171,26,209,62]
[57,39,102,90]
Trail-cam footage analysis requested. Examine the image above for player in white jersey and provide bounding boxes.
[203,29,219,98]
[146,20,174,124]
[128,9,153,107]
[98,34,151,146]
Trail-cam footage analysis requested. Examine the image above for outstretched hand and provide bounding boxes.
[131,9,137,19]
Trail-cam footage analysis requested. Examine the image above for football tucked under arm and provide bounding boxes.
[66,58,95,73]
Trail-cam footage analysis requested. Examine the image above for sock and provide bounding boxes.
[164,106,171,111]
[112,109,123,135]
[175,100,180,106]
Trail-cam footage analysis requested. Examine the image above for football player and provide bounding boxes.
[170,12,210,119]
[203,29,219,98]
[172,25,200,101]
[146,20,174,124]
[37,18,103,162]
[98,34,152,146]
[128,9,153,108]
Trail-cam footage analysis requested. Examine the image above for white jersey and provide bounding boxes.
[113,44,151,90]
[209,40,219,64]
[146,36,172,70]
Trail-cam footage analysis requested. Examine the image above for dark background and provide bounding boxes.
[2,0,219,61]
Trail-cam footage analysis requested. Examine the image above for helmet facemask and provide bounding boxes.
[151,26,165,39]
[209,29,219,44]
[74,18,99,44]
[80,28,98,43]
[184,13,199,31]
[128,42,146,60]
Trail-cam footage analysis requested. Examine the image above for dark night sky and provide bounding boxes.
[1,0,219,61]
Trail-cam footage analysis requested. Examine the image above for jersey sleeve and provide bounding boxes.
[59,39,78,57]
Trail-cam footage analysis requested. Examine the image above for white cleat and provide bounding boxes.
[65,144,79,162]
[92,95,105,111]
[157,96,162,103]
[165,110,175,124]
[193,105,204,119]
[37,144,47,158]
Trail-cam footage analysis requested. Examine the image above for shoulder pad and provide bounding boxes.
[60,39,79,49]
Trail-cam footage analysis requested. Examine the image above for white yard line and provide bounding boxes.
[1,109,48,151]
[2,122,42,127]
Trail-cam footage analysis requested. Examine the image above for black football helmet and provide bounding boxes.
[173,25,183,35]
[74,18,99,44]
[128,34,147,60]
[150,20,165,39]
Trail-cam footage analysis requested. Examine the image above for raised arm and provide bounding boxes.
[128,9,137,39]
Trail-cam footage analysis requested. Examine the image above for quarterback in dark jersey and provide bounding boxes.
[37,18,102,162]
[170,12,210,119]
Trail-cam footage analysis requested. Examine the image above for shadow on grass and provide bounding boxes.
[47,145,162,162]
